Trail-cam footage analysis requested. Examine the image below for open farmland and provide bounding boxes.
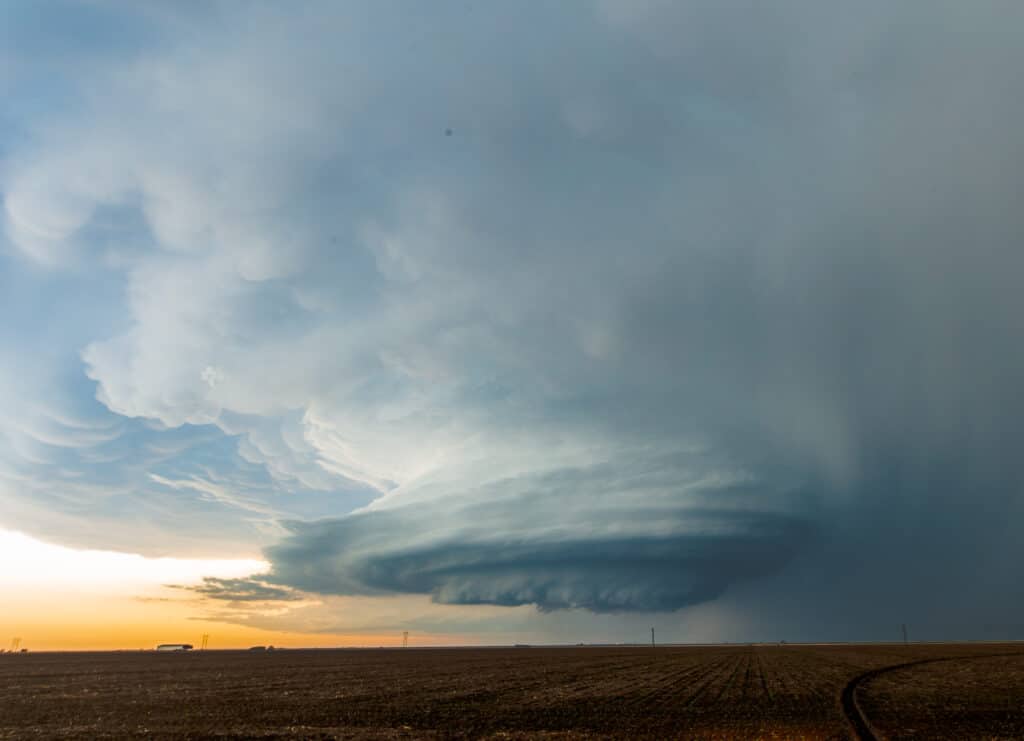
[1,644,1022,740]
[855,651,1024,740]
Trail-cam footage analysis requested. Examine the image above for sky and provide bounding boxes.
[2,1,1024,650]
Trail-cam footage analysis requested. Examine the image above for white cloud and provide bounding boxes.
[2,1,1024,629]
[0,527,265,593]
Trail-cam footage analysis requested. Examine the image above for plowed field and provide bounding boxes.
[1,643,1021,739]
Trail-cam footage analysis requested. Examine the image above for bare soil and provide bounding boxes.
[0,643,1021,739]
[856,651,1024,740]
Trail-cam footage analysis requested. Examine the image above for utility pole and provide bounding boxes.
[901,624,908,645]
[651,628,655,648]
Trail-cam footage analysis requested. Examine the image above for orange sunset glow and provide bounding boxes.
[0,529,458,651]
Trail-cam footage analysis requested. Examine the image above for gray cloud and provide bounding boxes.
[266,455,816,612]
[3,1,1024,634]
[174,576,302,603]
[271,526,810,614]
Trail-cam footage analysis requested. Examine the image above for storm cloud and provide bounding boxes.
[266,455,816,612]
[176,576,302,603]
[3,1,1024,635]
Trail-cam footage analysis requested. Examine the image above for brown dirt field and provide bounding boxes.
[856,652,1024,740]
[0,643,1021,740]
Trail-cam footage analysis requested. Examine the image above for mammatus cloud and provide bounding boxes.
[2,1,1024,634]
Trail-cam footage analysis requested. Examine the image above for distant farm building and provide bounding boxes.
[156,644,193,652]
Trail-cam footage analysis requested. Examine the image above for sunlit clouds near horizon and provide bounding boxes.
[0,529,266,593]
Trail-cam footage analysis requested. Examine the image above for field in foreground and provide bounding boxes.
[1,643,1022,740]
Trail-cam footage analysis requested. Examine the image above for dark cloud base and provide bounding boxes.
[171,576,302,603]
[267,507,815,613]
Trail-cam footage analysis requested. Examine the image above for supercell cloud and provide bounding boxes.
[266,453,816,612]
[2,1,1024,636]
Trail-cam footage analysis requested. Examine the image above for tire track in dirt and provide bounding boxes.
[633,658,725,713]
[840,651,1024,741]
[709,652,747,704]
[499,653,652,705]
[561,654,681,704]
[680,652,742,708]
[610,651,721,711]
[754,649,772,702]
[739,649,754,703]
